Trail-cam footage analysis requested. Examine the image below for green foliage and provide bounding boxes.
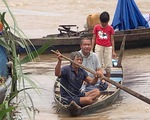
[0,102,15,120]
[21,38,53,64]
[0,12,10,31]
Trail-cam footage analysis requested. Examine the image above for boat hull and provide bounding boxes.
[53,66,123,116]
[10,28,150,53]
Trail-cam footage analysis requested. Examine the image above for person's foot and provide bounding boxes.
[67,101,81,117]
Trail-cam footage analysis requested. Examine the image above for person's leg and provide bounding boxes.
[80,89,100,105]
[103,46,112,86]
[103,46,112,77]
[72,89,100,106]
[85,88,100,98]
[72,96,93,106]
[95,45,104,67]
[105,71,110,78]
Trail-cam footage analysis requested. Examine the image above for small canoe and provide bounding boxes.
[0,46,12,104]
[53,61,123,117]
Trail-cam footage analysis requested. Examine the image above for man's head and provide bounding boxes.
[70,51,83,66]
[80,38,92,56]
[99,11,110,27]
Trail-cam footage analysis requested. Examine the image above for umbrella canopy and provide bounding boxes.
[112,0,149,30]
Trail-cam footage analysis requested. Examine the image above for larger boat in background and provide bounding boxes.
[12,24,150,54]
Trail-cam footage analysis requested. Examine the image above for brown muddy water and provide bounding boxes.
[1,0,150,38]
[20,47,150,120]
[0,0,150,119]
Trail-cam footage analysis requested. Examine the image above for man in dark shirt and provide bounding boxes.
[55,51,102,107]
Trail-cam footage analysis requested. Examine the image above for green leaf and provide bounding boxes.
[16,39,26,48]
[0,37,11,50]
[0,102,15,119]
[1,12,10,31]
[21,38,53,64]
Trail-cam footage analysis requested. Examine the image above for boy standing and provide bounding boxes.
[92,11,116,79]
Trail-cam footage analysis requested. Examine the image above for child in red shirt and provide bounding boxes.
[92,11,116,79]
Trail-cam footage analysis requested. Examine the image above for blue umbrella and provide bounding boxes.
[112,0,149,30]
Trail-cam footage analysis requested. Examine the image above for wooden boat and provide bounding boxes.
[53,60,123,117]
[53,36,126,117]
[113,27,150,49]
[0,46,12,104]
[10,24,150,54]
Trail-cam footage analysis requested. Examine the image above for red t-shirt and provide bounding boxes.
[93,24,114,47]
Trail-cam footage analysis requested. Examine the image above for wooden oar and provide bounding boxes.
[51,50,150,105]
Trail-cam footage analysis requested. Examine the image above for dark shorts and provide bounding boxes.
[61,92,85,106]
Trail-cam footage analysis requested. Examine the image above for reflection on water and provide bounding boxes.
[21,47,150,120]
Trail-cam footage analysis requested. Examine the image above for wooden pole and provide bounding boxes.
[51,50,150,105]
[117,35,126,67]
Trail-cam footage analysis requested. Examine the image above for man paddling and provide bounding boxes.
[55,51,103,107]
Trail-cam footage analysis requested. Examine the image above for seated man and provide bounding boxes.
[79,38,108,92]
[55,51,103,107]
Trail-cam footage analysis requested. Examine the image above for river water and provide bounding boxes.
[20,48,150,120]
[1,0,150,38]
[0,0,150,120]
